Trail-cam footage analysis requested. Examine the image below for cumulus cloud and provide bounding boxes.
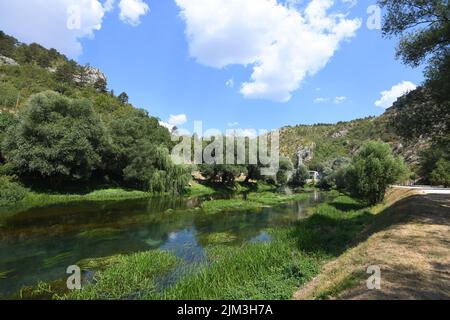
[175,0,361,102]
[119,0,149,26]
[375,81,417,109]
[227,122,240,127]
[0,0,109,57]
[160,114,188,130]
[0,0,149,58]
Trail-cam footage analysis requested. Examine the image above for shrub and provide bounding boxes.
[430,159,450,187]
[345,141,407,205]
[291,165,310,187]
[0,176,27,207]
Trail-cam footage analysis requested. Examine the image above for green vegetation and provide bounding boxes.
[0,32,192,208]
[199,191,310,215]
[59,193,372,300]
[66,250,178,300]
[0,176,27,207]
[345,141,407,204]
[430,159,450,187]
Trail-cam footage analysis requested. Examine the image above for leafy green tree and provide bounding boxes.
[2,91,108,185]
[276,157,293,186]
[380,0,450,141]
[418,143,448,184]
[0,31,18,58]
[118,92,129,104]
[200,163,247,186]
[94,77,107,93]
[106,108,188,193]
[123,143,191,193]
[430,159,450,187]
[291,164,309,187]
[0,112,17,164]
[55,60,78,85]
[345,141,407,204]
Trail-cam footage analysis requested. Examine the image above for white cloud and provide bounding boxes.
[314,96,347,104]
[334,96,347,104]
[175,0,361,102]
[0,0,108,58]
[0,0,149,58]
[160,114,188,130]
[314,97,330,103]
[168,114,188,125]
[227,122,239,127]
[104,0,116,12]
[119,0,149,26]
[225,79,235,88]
[375,81,417,109]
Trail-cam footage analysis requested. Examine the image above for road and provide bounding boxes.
[392,185,450,195]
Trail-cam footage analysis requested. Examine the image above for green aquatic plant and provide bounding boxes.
[0,269,14,279]
[66,250,179,300]
[205,232,238,244]
[43,252,73,269]
[76,228,121,240]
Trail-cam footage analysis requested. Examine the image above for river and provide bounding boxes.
[0,191,327,297]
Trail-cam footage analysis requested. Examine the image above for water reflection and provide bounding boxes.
[0,191,328,297]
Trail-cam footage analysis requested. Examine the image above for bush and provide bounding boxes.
[291,165,309,187]
[0,176,27,207]
[430,159,450,187]
[345,141,407,205]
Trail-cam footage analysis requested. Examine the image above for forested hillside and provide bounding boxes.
[0,31,190,200]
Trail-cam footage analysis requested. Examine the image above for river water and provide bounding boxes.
[0,191,327,297]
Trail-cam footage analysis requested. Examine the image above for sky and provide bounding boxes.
[0,0,424,133]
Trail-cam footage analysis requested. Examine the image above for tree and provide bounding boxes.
[291,164,309,187]
[380,0,450,142]
[0,112,17,164]
[0,31,18,58]
[55,60,78,85]
[94,77,107,93]
[276,157,294,186]
[430,159,450,187]
[118,92,129,104]
[2,91,108,185]
[345,141,407,204]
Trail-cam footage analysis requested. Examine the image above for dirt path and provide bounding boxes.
[294,189,450,300]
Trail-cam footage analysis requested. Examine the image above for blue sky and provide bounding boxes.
[0,0,424,132]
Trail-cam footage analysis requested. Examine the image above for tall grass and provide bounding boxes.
[66,250,178,300]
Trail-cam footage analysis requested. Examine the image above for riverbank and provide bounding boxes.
[0,181,217,215]
[14,190,376,300]
[10,187,437,300]
[294,188,450,299]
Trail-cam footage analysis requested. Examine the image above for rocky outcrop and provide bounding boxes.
[74,66,107,86]
[0,55,19,66]
[297,143,315,167]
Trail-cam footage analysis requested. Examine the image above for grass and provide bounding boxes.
[185,181,216,198]
[199,191,312,215]
[16,192,380,300]
[66,250,179,300]
[23,188,150,207]
[205,232,238,244]
[293,187,450,300]
[151,194,375,300]
[148,240,322,300]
